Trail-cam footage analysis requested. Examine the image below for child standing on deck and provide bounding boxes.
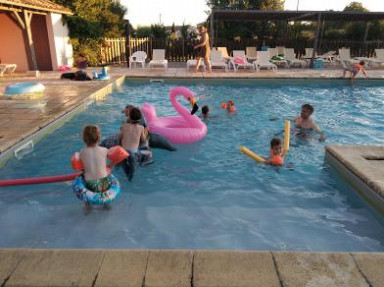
[79,125,111,193]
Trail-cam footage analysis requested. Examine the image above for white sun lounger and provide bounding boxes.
[149,49,168,69]
[210,50,227,71]
[338,48,360,65]
[231,50,255,72]
[284,48,307,68]
[254,51,277,71]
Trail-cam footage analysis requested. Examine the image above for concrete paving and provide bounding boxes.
[1,249,384,287]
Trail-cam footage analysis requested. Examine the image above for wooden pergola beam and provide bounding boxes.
[23,10,38,71]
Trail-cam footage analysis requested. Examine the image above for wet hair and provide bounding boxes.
[129,107,142,123]
[270,138,282,148]
[125,104,134,109]
[202,105,209,115]
[359,61,365,66]
[82,125,100,146]
[302,104,314,113]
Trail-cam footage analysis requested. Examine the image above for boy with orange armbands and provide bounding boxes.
[78,125,112,194]
[267,138,287,166]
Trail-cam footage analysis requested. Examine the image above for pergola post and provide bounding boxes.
[23,10,38,71]
[210,10,214,49]
[125,19,130,68]
[310,13,322,68]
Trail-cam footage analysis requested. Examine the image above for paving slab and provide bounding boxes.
[273,252,369,287]
[5,249,104,287]
[352,252,384,287]
[95,250,148,287]
[144,250,193,287]
[193,250,280,287]
[0,249,26,286]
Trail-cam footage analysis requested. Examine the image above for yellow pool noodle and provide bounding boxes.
[284,120,290,154]
[239,146,266,163]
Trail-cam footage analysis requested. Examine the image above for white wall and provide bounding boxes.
[50,13,73,67]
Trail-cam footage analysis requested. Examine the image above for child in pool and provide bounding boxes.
[294,104,326,141]
[222,100,236,112]
[120,108,152,180]
[79,125,111,193]
[201,105,209,118]
[267,138,286,166]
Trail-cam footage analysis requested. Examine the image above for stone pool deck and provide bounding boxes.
[1,249,384,287]
[1,66,384,286]
[326,145,384,213]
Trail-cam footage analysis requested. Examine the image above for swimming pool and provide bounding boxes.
[0,79,384,251]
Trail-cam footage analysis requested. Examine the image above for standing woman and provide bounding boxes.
[194,26,212,73]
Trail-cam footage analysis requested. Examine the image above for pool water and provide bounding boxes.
[1,79,384,251]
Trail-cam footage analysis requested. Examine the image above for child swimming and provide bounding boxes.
[267,138,286,166]
[201,105,209,118]
[294,104,325,141]
[222,100,236,112]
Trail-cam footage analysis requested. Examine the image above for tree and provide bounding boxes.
[150,24,168,39]
[51,0,127,65]
[343,2,368,12]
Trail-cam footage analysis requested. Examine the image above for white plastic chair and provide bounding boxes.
[254,51,277,71]
[210,50,227,71]
[284,48,307,68]
[129,51,147,69]
[149,49,168,69]
[231,50,254,72]
[0,64,17,77]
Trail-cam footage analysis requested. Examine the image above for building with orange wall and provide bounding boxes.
[0,0,72,73]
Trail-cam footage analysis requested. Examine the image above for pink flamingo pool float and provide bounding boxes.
[141,86,207,144]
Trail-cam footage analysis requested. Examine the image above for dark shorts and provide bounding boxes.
[199,47,210,59]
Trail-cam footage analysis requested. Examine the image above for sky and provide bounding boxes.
[122,0,384,27]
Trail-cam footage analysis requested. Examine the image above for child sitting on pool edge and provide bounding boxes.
[120,107,153,181]
[79,125,112,195]
[267,138,286,166]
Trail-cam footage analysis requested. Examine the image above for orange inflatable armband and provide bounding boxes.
[270,155,283,166]
[71,152,84,171]
[221,102,228,109]
[108,146,129,164]
[229,106,236,112]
